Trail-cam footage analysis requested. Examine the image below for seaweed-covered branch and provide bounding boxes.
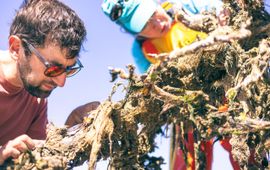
[3,1,270,170]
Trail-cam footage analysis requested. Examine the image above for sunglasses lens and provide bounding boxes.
[110,3,122,21]
[66,68,80,77]
[44,66,65,77]
[44,59,83,77]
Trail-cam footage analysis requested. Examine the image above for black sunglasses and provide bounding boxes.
[25,41,83,78]
[110,0,123,21]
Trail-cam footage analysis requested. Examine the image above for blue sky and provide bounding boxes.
[0,1,234,169]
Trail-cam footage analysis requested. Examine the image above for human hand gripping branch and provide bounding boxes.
[0,134,44,165]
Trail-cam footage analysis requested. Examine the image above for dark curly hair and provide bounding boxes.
[10,0,87,58]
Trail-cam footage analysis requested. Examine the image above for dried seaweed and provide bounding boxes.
[3,0,270,169]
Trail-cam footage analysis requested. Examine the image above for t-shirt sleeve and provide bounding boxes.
[27,98,48,140]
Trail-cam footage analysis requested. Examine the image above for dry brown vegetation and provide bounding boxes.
[2,0,270,169]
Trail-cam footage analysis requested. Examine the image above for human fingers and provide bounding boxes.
[0,145,21,165]
[13,134,35,150]
[9,141,29,154]
[0,135,36,165]
[2,135,34,157]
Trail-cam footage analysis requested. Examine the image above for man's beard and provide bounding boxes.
[23,82,52,98]
[18,60,52,98]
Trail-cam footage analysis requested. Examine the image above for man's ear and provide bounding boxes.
[9,35,22,60]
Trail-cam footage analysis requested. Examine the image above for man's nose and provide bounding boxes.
[51,73,66,87]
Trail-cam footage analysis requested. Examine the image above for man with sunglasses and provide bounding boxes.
[0,0,86,165]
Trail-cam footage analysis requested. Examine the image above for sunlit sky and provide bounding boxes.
[0,1,244,169]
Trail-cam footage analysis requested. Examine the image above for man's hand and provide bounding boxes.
[0,134,38,165]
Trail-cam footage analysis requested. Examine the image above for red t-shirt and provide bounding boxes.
[0,76,48,145]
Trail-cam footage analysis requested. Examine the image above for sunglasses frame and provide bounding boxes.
[25,41,83,78]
